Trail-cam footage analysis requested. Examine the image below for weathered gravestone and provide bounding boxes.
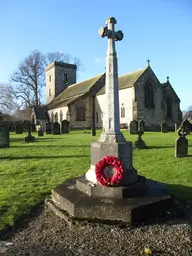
[181,119,191,135]
[175,125,188,157]
[129,120,138,134]
[161,122,168,133]
[139,120,145,132]
[48,17,172,225]
[134,120,146,149]
[15,123,23,134]
[25,122,35,143]
[61,120,69,134]
[0,122,9,147]
[53,122,60,135]
[38,126,44,136]
[46,121,52,134]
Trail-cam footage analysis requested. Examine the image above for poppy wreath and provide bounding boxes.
[95,156,125,187]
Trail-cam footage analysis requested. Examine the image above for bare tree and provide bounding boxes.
[11,50,46,107]
[0,84,19,114]
[11,50,84,108]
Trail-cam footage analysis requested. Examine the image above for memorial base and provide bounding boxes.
[50,176,173,224]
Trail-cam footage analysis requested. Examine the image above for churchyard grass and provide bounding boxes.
[0,131,191,232]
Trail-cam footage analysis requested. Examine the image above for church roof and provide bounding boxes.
[97,67,147,95]
[47,73,104,108]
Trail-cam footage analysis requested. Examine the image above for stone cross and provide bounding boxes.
[98,17,125,143]
[147,59,150,66]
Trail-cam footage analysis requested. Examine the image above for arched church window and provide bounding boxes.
[167,99,172,118]
[76,105,86,121]
[54,112,58,123]
[51,112,54,123]
[121,106,125,118]
[145,80,154,108]
[60,110,63,122]
[49,89,51,97]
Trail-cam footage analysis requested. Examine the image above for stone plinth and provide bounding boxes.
[76,176,146,199]
[85,141,138,185]
[51,177,172,224]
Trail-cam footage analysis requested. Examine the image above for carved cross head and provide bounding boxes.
[99,17,123,41]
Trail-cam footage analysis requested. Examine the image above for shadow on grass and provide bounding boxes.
[146,145,174,149]
[167,183,192,201]
[0,155,89,160]
[12,144,89,148]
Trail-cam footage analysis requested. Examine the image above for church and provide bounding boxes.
[31,60,182,131]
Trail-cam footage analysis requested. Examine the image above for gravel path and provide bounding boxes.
[0,200,191,256]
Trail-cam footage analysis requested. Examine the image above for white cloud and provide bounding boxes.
[94,57,105,63]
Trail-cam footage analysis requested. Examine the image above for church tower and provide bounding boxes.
[46,61,77,104]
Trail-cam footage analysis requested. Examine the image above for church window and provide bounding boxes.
[51,112,54,123]
[96,112,98,123]
[49,75,51,82]
[145,80,154,108]
[76,105,86,121]
[64,73,68,82]
[167,99,172,118]
[54,112,58,123]
[60,110,63,122]
[121,106,125,118]
[49,89,51,97]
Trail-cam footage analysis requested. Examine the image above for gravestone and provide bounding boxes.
[38,126,44,136]
[0,122,9,147]
[175,126,188,157]
[61,120,69,134]
[129,120,138,134]
[161,122,168,133]
[181,119,191,135]
[139,120,145,132]
[134,130,147,149]
[49,17,172,225]
[15,123,23,134]
[25,122,35,143]
[53,122,60,135]
[46,122,52,134]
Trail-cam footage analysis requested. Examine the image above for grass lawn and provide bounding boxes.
[0,130,192,232]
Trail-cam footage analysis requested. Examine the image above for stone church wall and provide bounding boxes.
[69,94,93,129]
[134,68,165,131]
[48,106,69,124]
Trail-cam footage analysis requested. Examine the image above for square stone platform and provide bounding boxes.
[51,176,173,224]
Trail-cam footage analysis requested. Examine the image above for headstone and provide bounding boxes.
[15,123,23,134]
[175,126,188,157]
[161,122,168,133]
[0,122,9,147]
[139,120,145,132]
[53,122,60,135]
[134,130,147,149]
[38,126,44,136]
[61,120,69,134]
[181,119,191,135]
[25,122,35,143]
[129,120,138,134]
[46,121,52,134]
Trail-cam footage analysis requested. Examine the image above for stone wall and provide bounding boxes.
[134,68,165,131]
[69,94,93,129]
[46,62,77,105]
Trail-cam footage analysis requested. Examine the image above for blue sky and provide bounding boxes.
[0,0,191,110]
